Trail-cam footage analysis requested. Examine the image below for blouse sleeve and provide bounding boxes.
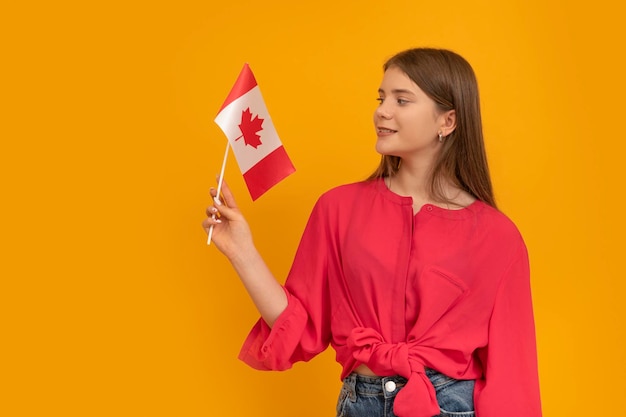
[474,243,543,417]
[238,196,334,371]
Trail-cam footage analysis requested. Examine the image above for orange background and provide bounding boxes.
[2,1,625,416]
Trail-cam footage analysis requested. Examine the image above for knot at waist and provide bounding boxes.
[346,327,440,417]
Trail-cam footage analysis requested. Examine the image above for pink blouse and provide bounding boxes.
[239,179,542,417]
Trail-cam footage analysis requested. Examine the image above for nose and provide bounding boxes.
[374,104,392,120]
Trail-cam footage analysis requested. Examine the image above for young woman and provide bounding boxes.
[203,48,542,417]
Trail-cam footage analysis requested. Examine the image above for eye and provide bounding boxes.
[376,97,384,105]
[396,98,409,105]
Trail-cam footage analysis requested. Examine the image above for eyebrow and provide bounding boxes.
[378,88,416,96]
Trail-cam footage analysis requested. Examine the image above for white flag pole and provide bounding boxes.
[207,141,230,245]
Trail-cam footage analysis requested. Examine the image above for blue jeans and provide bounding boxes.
[336,369,475,417]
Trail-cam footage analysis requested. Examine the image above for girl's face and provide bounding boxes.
[373,66,450,162]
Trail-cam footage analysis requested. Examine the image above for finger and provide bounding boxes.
[209,187,222,202]
[202,211,222,225]
[205,206,219,217]
[213,201,238,221]
[217,178,239,209]
[206,201,238,222]
[201,217,221,232]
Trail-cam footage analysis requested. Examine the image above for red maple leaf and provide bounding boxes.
[235,107,264,148]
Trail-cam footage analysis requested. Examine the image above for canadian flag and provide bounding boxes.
[214,64,295,201]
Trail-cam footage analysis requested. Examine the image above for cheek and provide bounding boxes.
[409,115,437,135]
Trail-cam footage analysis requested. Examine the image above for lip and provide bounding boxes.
[376,126,397,137]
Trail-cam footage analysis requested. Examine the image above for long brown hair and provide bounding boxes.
[367,48,496,208]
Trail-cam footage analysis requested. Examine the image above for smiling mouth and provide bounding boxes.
[377,128,397,134]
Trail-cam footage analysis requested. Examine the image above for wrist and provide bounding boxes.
[227,241,259,269]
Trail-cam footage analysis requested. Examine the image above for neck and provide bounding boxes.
[389,158,474,210]
[391,159,433,201]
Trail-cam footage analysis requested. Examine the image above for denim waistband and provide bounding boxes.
[342,368,446,400]
[343,374,408,399]
[339,369,475,416]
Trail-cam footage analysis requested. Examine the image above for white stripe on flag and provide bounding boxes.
[214,86,281,174]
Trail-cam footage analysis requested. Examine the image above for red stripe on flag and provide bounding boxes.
[242,146,296,201]
[217,64,258,113]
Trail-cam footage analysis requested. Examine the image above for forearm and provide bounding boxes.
[204,181,288,326]
[228,246,288,328]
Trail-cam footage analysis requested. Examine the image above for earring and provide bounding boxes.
[438,132,444,142]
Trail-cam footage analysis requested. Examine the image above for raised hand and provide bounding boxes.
[202,179,255,261]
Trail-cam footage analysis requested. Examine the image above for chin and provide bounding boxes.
[375,144,398,157]
[375,141,392,155]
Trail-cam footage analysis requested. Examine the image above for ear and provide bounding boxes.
[440,109,456,136]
